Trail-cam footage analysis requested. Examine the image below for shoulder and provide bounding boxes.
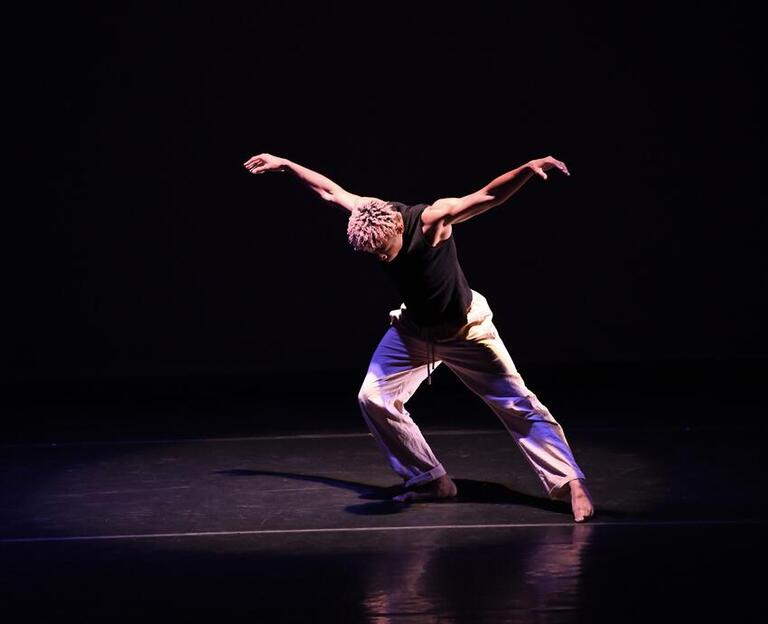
[389,201,428,227]
[420,201,455,248]
[421,198,460,226]
[388,201,421,214]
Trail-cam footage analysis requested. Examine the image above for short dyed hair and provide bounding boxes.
[347,198,401,252]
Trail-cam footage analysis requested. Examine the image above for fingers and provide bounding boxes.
[243,155,262,168]
[534,166,548,180]
[546,156,570,176]
[244,155,267,174]
[243,154,268,169]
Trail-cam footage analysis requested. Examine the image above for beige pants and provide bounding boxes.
[357,290,585,498]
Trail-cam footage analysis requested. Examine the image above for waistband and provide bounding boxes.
[398,290,488,386]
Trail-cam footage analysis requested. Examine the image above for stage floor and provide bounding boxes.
[1,384,765,622]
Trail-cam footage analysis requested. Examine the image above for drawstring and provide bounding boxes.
[415,301,474,387]
[426,327,434,386]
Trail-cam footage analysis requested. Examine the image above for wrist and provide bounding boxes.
[522,162,537,178]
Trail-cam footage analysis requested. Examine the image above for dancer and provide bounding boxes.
[244,152,594,522]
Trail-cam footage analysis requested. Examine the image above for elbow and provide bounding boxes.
[474,189,497,203]
[457,191,496,214]
[446,192,497,225]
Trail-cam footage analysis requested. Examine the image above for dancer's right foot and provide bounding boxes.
[567,479,595,522]
[393,474,458,503]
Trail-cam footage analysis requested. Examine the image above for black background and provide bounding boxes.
[5,4,765,401]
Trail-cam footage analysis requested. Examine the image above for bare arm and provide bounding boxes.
[243,153,362,212]
[422,156,570,227]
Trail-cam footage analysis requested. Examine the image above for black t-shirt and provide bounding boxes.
[381,202,472,326]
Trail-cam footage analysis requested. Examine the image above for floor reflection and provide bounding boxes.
[360,524,594,623]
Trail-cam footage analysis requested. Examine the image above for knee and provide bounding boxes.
[357,383,378,408]
[496,394,554,422]
[523,393,554,419]
[358,382,402,415]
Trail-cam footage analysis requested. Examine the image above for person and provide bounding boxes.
[243,152,594,522]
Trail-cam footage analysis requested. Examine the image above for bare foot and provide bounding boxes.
[567,479,595,522]
[393,474,458,503]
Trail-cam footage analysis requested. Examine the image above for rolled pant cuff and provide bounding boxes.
[547,474,586,500]
[404,464,447,488]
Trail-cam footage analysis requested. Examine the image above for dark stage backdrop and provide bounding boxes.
[5,4,765,389]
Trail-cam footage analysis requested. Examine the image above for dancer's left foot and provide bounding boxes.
[393,474,457,503]
[566,479,594,522]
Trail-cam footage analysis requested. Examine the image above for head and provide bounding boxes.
[347,197,404,262]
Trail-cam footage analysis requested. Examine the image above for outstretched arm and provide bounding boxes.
[243,153,362,212]
[422,156,570,227]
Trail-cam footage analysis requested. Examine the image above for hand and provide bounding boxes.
[243,153,286,174]
[527,156,570,180]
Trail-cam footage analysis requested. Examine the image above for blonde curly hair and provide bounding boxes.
[347,198,402,253]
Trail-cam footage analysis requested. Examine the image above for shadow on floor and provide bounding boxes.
[215,469,629,519]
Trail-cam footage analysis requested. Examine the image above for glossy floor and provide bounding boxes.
[1,385,765,622]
